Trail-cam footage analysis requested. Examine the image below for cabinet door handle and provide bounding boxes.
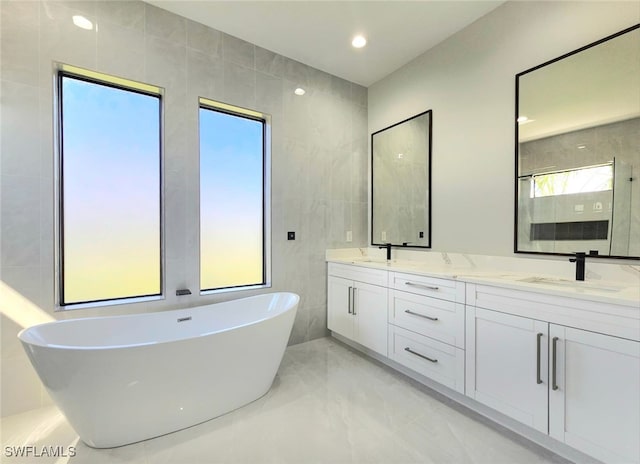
[404,347,438,363]
[405,282,439,291]
[352,288,357,316]
[552,336,559,391]
[536,332,543,385]
[404,310,438,321]
[348,286,353,314]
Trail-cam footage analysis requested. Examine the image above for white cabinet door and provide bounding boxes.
[327,276,354,339]
[549,325,640,464]
[353,282,388,356]
[466,307,549,433]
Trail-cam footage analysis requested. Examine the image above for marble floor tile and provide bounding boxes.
[1,337,569,464]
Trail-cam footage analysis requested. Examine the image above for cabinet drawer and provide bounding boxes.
[389,290,465,348]
[390,272,464,303]
[388,325,465,394]
[328,263,388,287]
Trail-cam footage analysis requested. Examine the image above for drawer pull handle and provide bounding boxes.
[552,336,559,391]
[404,347,438,363]
[404,310,438,321]
[348,287,353,314]
[404,282,439,291]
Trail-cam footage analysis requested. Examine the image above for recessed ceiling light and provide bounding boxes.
[72,15,93,30]
[294,88,306,96]
[352,35,367,48]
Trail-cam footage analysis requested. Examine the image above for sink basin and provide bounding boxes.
[517,276,624,293]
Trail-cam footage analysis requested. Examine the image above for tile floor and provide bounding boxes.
[1,337,570,464]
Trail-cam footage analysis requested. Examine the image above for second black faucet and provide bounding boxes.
[379,243,392,261]
[569,252,586,281]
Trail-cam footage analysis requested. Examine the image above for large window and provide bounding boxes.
[199,100,266,291]
[59,71,161,305]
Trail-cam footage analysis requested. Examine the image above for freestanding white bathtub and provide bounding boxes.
[18,292,299,448]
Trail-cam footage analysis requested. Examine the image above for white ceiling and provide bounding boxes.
[147,1,505,87]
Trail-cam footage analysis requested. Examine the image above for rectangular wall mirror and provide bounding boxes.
[372,110,432,248]
[515,24,639,259]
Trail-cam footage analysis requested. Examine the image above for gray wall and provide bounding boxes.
[0,0,368,416]
[368,1,639,256]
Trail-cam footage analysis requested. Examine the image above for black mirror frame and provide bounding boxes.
[371,109,433,249]
[514,24,640,260]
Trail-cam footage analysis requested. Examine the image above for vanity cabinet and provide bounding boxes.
[549,326,640,464]
[327,259,639,464]
[388,273,465,348]
[465,307,550,433]
[388,271,466,393]
[389,271,464,304]
[388,325,465,393]
[466,305,640,464]
[327,264,388,356]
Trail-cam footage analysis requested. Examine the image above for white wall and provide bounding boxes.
[368,1,640,256]
[0,0,368,417]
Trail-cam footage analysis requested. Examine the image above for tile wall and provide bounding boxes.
[0,0,368,416]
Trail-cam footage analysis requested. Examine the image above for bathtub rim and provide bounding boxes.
[18,292,300,351]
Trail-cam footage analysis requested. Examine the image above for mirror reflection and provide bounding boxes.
[516,25,639,258]
[372,110,432,248]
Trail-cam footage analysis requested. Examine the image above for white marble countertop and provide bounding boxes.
[327,251,640,309]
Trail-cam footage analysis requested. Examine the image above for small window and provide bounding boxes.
[531,164,613,198]
[199,100,267,291]
[59,71,162,305]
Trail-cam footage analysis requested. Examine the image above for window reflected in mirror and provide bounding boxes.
[530,164,613,198]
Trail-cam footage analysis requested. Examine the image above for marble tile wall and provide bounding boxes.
[0,0,368,416]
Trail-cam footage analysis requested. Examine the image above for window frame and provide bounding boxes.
[56,68,164,308]
[198,99,270,293]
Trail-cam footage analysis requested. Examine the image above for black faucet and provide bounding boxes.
[569,252,586,281]
[379,243,392,261]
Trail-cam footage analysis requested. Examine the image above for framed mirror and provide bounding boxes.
[515,24,639,259]
[372,110,432,248]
